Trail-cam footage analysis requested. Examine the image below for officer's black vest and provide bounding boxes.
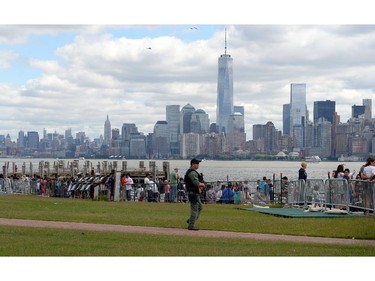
[184,168,199,193]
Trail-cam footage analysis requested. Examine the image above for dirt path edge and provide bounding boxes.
[1,218,374,246]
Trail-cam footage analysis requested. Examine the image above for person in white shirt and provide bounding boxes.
[144,173,157,201]
[363,157,375,179]
[125,173,134,201]
[136,186,144,202]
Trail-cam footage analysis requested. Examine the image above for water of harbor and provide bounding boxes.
[1,158,364,182]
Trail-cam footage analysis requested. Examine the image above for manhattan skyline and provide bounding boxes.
[1,7,375,141]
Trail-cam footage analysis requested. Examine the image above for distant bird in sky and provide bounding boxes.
[190,26,198,30]
[146,47,151,50]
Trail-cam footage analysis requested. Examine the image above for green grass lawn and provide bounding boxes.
[0,195,374,256]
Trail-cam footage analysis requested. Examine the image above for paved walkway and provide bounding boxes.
[1,218,374,246]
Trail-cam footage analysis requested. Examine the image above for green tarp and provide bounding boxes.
[242,207,364,218]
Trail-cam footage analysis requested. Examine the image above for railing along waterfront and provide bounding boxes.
[1,174,374,213]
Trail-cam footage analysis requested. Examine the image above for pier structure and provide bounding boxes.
[1,160,170,181]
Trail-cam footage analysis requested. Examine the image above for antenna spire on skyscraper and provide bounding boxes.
[224,28,227,55]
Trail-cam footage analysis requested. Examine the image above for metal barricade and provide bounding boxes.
[288,180,305,207]
[304,179,326,208]
[349,180,374,212]
[325,179,350,210]
[0,178,9,194]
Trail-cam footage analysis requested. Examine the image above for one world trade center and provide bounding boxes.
[216,30,233,135]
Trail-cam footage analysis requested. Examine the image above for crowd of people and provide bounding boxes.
[112,157,375,210]
[2,157,375,204]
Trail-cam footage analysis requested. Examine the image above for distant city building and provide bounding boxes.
[181,133,203,159]
[352,104,366,119]
[109,128,123,156]
[314,100,336,124]
[152,121,170,158]
[111,128,120,140]
[0,135,5,147]
[363,99,372,120]
[202,133,224,156]
[190,109,210,134]
[119,123,139,157]
[226,112,246,151]
[129,133,146,159]
[75,132,86,144]
[335,123,352,157]
[121,123,138,141]
[305,120,314,149]
[253,121,280,154]
[234,105,244,116]
[17,130,25,148]
[180,104,195,134]
[65,128,72,139]
[27,131,39,149]
[282,104,291,135]
[310,118,332,158]
[5,134,12,147]
[104,115,111,146]
[209,123,218,134]
[350,135,368,157]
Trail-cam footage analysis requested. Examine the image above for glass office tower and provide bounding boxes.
[290,83,307,148]
[216,33,233,135]
[166,105,180,155]
[313,100,336,124]
[166,105,180,143]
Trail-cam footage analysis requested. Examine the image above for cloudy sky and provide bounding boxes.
[1,1,374,141]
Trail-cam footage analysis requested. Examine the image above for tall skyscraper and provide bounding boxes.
[17,130,25,148]
[290,83,307,148]
[313,100,336,124]
[282,104,291,135]
[216,30,233,135]
[166,105,180,155]
[180,104,195,134]
[166,105,180,142]
[27,131,39,149]
[104,115,111,146]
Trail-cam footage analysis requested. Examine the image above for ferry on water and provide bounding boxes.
[305,155,321,163]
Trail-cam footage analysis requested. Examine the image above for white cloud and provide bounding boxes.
[0,50,18,69]
[29,58,62,74]
[0,25,107,44]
